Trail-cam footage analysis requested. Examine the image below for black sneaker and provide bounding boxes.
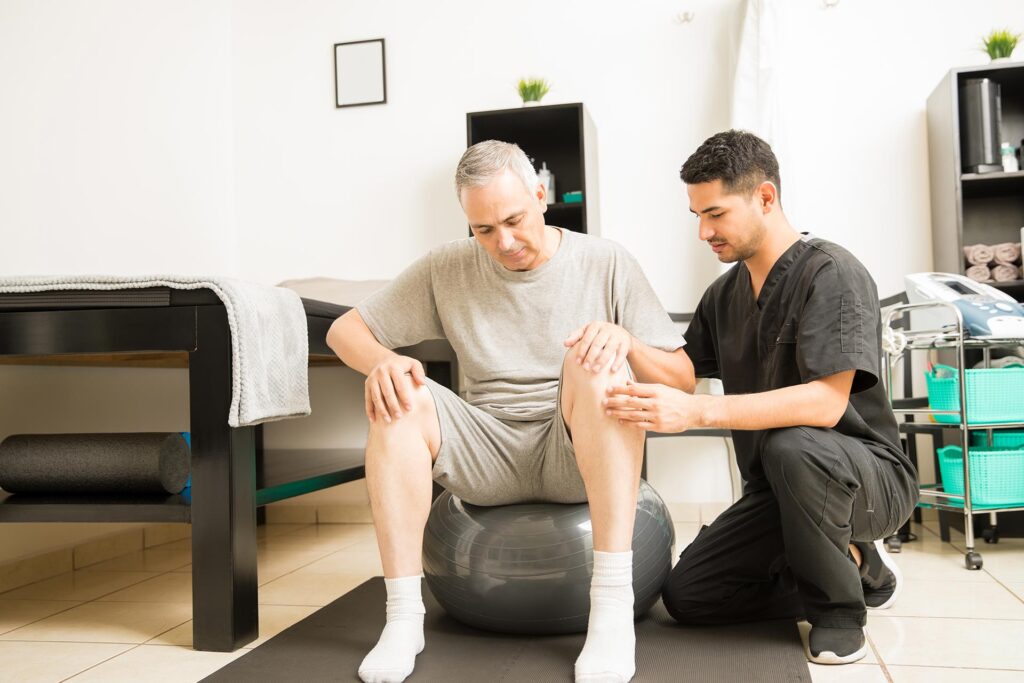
[803,624,867,665]
[854,539,902,610]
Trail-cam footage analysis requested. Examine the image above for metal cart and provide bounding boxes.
[882,300,1024,570]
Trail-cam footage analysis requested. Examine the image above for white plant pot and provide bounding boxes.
[523,100,541,107]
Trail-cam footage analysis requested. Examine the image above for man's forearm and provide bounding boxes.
[326,310,397,376]
[628,341,695,392]
[697,380,848,431]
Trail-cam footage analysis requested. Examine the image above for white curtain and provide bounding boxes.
[731,0,783,147]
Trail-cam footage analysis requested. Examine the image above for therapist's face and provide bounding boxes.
[686,179,773,263]
[461,168,550,271]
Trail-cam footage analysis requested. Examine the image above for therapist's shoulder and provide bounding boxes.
[803,237,879,295]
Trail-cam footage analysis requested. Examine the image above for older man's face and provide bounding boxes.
[461,168,548,271]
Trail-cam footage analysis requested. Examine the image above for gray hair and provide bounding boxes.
[455,140,539,199]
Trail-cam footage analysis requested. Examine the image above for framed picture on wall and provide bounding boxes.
[334,38,387,108]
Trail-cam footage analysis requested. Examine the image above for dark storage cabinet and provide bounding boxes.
[927,63,1024,302]
[467,102,600,235]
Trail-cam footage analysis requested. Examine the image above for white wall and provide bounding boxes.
[229,0,1023,306]
[766,0,1023,299]
[0,0,237,277]
[5,0,1021,302]
[229,0,739,308]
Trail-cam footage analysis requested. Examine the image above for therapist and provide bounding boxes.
[604,130,918,665]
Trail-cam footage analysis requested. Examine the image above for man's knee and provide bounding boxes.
[368,383,440,454]
[561,343,628,395]
[662,561,716,625]
[760,427,823,481]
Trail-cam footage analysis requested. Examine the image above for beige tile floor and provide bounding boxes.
[0,519,1022,682]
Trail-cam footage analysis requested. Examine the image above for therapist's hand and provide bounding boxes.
[365,355,426,424]
[564,321,632,374]
[604,380,703,433]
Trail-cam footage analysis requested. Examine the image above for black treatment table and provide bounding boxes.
[0,288,456,652]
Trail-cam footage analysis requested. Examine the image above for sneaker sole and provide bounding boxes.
[805,640,868,665]
[798,622,868,665]
[866,538,902,610]
[802,630,868,667]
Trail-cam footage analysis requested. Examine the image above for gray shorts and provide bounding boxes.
[422,378,587,506]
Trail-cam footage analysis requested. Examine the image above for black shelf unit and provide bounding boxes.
[466,102,599,234]
[927,62,1024,301]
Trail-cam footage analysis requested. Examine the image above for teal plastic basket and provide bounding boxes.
[971,430,1024,449]
[925,365,1024,424]
[937,445,1024,507]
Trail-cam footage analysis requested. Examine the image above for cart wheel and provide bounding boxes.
[982,528,1000,544]
[884,535,902,553]
[965,552,983,570]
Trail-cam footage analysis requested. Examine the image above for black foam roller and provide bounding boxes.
[0,433,190,495]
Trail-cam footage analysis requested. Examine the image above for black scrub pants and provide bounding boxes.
[662,426,917,629]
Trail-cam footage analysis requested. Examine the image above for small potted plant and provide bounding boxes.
[982,28,1020,62]
[517,77,551,107]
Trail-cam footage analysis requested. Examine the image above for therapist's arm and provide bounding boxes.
[604,370,855,433]
[626,342,695,393]
[563,321,695,392]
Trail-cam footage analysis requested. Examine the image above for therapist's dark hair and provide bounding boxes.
[680,130,781,201]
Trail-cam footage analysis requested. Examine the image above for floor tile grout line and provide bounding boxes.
[886,662,1024,672]
[143,615,197,647]
[58,641,148,683]
[864,631,894,682]
[870,613,1024,622]
[0,601,86,637]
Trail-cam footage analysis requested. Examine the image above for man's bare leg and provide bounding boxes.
[358,384,441,683]
[561,347,645,683]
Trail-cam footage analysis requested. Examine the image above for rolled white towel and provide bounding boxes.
[964,244,995,266]
[966,264,993,283]
[992,263,1021,282]
[993,242,1022,266]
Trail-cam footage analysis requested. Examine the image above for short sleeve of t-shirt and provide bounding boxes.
[612,248,685,352]
[355,254,445,349]
[796,259,880,393]
[682,291,720,379]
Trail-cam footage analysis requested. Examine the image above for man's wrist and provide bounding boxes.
[696,394,721,429]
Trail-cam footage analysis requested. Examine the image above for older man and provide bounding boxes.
[327,140,693,683]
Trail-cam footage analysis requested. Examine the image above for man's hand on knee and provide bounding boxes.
[604,380,699,433]
[365,355,427,424]
[564,321,633,374]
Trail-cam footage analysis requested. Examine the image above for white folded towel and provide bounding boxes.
[0,276,310,427]
[964,244,995,266]
[992,264,1021,283]
[965,264,993,283]
[993,242,1022,266]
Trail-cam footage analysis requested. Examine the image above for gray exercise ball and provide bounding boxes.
[422,479,674,635]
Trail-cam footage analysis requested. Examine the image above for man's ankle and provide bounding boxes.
[848,543,862,568]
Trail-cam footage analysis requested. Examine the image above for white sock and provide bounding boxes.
[358,575,426,683]
[575,550,636,683]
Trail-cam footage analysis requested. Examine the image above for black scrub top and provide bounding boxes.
[683,235,912,484]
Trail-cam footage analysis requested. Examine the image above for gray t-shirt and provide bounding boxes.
[357,229,684,421]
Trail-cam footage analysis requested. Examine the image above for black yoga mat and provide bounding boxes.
[0,433,190,494]
[203,578,811,683]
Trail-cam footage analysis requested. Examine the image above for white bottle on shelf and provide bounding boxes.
[537,162,555,204]
[1001,142,1020,173]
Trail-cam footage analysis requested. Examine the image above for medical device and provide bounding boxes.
[904,272,1024,338]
